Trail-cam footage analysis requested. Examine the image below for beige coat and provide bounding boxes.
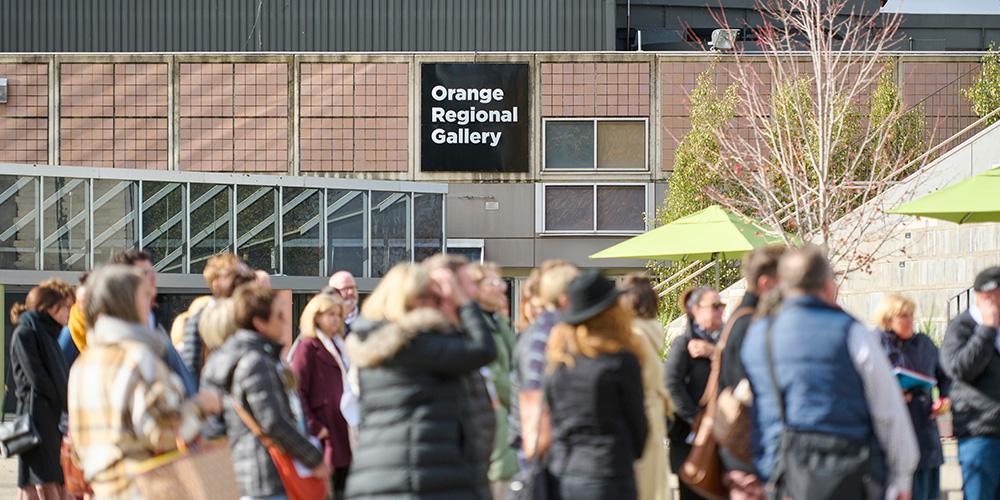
[632,318,674,500]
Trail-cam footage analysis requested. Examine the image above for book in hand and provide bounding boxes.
[892,367,936,391]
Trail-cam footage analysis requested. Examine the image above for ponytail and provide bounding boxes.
[9,303,28,325]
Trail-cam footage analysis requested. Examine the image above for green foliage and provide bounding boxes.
[963,44,1000,125]
[649,67,742,324]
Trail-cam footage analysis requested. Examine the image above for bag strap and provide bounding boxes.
[764,319,787,424]
[698,306,755,408]
[230,395,276,449]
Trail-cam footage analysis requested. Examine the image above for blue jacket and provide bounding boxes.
[741,295,871,480]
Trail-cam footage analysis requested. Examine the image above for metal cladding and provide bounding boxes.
[0,0,614,53]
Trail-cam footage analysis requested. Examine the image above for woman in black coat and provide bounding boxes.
[541,270,648,500]
[663,286,724,500]
[9,279,76,500]
[343,263,496,499]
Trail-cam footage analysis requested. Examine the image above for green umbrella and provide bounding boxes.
[589,205,787,287]
[888,165,1000,224]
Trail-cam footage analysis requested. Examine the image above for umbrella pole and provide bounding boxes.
[713,252,720,289]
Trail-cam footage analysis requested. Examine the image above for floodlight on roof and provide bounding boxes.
[709,29,739,52]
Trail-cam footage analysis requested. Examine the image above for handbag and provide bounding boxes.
[680,306,754,500]
[0,391,40,458]
[231,396,327,500]
[509,388,556,500]
[711,307,755,465]
[763,321,873,500]
[60,432,92,496]
[134,438,240,500]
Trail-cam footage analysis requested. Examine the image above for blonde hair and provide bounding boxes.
[546,302,642,370]
[873,293,916,332]
[300,293,346,339]
[466,261,500,284]
[533,264,578,309]
[199,298,238,350]
[361,263,433,323]
[203,253,242,287]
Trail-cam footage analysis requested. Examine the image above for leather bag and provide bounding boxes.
[231,396,327,500]
[0,391,40,458]
[60,432,92,496]
[680,306,755,500]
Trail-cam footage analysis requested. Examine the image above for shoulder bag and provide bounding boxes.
[509,385,556,500]
[0,390,40,457]
[763,321,872,500]
[712,307,756,465]
[61,431,92,496]
[231,396,328,500]
[680,307,754,500]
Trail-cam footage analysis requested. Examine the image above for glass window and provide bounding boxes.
[544,119,646,170]
[414,193,443,263]
[190,183,234,274]
[544,184,647,233]
[93,180,139,265]
[597,121,645,169]
[43,177,89,271]
[370,191,411,278]
[236,185,279,274]
[327,190,367,278]
[544,186,594,231]
[596,185,646,231]
[545,121,594,169]
[282,187,323,277]
[141,181,185,273]
[0,176,39,270]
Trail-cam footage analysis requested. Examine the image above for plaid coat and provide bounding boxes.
[201,329,323,499]
[67,316,204,500]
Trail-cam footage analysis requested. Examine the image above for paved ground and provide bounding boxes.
[0,439,967,499]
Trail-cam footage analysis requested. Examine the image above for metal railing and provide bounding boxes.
[948,287,973,320]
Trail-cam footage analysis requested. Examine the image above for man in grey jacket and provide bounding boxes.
[941,266,1000,500]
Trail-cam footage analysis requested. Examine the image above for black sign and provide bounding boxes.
[421,63,529,173]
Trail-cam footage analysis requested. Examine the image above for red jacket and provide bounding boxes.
[290,336,352,468]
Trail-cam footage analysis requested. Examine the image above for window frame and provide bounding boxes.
[541,117,649,173]
[536,182,652,236]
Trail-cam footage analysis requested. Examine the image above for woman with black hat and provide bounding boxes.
[541,269,648,500]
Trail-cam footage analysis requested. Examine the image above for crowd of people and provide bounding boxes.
[4,245,1000,500]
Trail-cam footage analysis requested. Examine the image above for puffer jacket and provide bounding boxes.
[201,329,323,499]
[344,303,497,500]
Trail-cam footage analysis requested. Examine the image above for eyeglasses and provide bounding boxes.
[699,302,726,310]
[487,279,507,289]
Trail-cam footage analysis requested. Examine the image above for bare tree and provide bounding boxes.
[702,0,927,273]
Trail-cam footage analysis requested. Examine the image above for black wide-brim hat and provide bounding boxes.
[561,269,623,325]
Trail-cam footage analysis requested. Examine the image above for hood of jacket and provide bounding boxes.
[345,308,453,369]
[89,315,167,356]
[201,329,284,393]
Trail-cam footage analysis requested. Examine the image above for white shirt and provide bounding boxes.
[848,323,919,496]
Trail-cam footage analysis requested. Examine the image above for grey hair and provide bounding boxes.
[83,264,147,328]
[685,286,716,313]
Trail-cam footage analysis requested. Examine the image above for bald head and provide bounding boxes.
[329,271,358,309]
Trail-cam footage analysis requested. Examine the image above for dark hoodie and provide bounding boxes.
[343,303,496,500]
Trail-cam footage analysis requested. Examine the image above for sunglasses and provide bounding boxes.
[699,302,726,309]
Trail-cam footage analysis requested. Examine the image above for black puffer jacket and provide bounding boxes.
[201,329,323,499]
[344,303,497,500]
